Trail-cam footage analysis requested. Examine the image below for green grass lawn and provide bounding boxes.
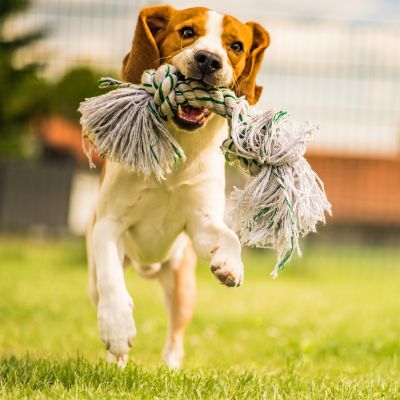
[0,237,399,399]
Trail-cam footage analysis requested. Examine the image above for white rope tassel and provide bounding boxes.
[79,85,185,180]
[227,109,331,274]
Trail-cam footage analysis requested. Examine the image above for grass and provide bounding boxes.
[0,236,399,399]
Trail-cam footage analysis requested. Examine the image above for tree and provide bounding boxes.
[0,0,49,158]
[0,0,113,159]
[49,67,105,124]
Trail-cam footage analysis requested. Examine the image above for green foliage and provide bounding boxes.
[49,67,105,122]
[0,0,29,18]
[0,0,107,159]
[0,0,49,157]
[0,238,399,398]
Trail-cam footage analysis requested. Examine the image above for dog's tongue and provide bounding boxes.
[178,105,206,122]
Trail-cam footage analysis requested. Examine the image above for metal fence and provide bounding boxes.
[17,0,400,156]
[0,161,74,232]
[2,0,400,242]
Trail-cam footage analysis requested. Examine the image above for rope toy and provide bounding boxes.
[79,64,331,277]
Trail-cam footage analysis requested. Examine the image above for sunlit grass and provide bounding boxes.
[0,236,399,399]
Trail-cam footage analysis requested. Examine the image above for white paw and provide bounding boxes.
[164,348,183,369]
[98,292,136,359]
[106,351,128,369]
[210,250,244,287]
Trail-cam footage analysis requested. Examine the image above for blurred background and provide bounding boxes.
[0,0,399,262]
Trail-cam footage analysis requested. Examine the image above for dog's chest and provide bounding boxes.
[98,116,228,264]
[122,181,188,263]
[102,155,223,263]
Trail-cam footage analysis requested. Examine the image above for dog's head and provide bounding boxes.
[122,6,269,131]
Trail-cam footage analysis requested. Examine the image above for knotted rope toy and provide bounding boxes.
[79,64,331,277]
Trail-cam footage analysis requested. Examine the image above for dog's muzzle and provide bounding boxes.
[173,105,212,131]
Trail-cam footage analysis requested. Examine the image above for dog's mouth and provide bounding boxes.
[172,70,213,131]
[173,104,212,131]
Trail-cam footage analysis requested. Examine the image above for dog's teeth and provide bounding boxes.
[177,105,207,123]
[195,112,205,121]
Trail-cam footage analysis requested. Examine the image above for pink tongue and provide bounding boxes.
[181,106,204,121]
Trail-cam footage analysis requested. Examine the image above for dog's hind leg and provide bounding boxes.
[158,239,197,369]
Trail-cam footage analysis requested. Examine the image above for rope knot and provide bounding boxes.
[141,64,179,120]
[141,65,239,122]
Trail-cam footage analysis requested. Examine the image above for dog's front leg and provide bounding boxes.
[187,214,243,287]
[92,218,136,364]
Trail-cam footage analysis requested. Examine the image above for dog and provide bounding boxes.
[86,5,269,368]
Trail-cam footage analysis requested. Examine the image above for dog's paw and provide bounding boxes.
[98,292,136,359]
[163,343,184,369]
[164,349,183,369]
[106,351,129,369]
[210,250,244,287]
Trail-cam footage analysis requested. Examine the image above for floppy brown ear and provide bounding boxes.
[122,5,175,83]
[236,22,270,105]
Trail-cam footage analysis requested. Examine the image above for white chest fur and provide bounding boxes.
[95,114,228,264]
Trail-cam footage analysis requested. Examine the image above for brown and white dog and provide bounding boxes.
[87,5,269,368]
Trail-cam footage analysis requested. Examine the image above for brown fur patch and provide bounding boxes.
[122,5,176,83]
[158,8,209,62]
[122,6,210,83]
[222,15,253,84]
[225,18,270,104]
[170,241,197,334]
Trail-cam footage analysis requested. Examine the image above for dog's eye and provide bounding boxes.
[230,41,244,54]
[179,26,195,39]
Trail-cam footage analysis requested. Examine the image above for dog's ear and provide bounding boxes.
[122,5,175,83]
[236,22,270,105]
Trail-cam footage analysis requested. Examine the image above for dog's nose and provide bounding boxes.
[195,50,222,75]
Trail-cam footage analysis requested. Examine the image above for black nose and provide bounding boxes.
[194,50,222,75]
